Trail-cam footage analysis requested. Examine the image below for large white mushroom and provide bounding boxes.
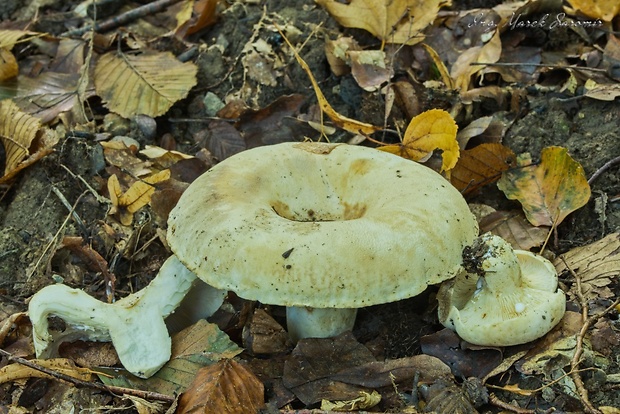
[437,233,566,346]
[166,142,479,341]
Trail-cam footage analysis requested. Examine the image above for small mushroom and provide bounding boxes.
[437,233,566,346]
[29,255,225,378]
[167,142,479,341]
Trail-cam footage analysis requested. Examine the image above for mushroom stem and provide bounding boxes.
[28,255,225,378]
[286,306,357,341]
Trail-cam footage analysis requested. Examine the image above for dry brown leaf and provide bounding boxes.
[177,359,265,414]
[321,390,381,411]
[0,99,41,176]
[277,24,381,136]
[347,50,392,92]
[0,358,93,384]
[554,232,620,301]
[378,108,458,172]
[479,210,549,251]
[176,0,219,37]
[497,146,591,229]
[316,0,447,45]
[565,0,620,22]
[94,51,197,118]
[451,31,502,92]
[584,79,620,101]
[451,143,515,194]
[324,37,360,76]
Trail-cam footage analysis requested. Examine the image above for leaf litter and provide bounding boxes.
[0,0,618,412]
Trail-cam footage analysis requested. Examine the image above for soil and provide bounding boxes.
[0,0,619,412]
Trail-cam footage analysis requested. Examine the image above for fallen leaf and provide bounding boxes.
[420,328,502,379]
[108,169,171,226]
[0,358,93,384]
[565,0,620,22]
[324,36,360,76]
[421,43,454,89]
[378,108,459,172]
[451,143,516,194]
[0,48,18,81]
[479,210,549,251]
[316,0,446,45]
[583,79,620,101]
[554,232,620,301]
[177,359,265,414]
[94,51,197,118]
[0,99,41,176]
[451,31,502,92]
[497,146,591,228]
[321,390,381,411]
[277,25,381,136]
[176,0,219,37]
[99,320,242,396]
[242,308,291,355]
[347,50,392,92]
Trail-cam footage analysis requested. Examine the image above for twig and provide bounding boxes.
[62,0,183,37]
[588,155,620,185]
[470,62,609,73]
[560,257,620,414]
[488,393,535,414]
[0,348,175,403]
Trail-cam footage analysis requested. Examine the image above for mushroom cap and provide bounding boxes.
[167,142,478,308]
[437,234,566,346]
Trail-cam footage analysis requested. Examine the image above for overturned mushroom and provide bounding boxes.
[437,233,566,346]
[29,256,225,378]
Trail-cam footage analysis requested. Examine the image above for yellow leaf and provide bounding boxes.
[95,51,197,118]
[0,358,93,384]
[108,170,171,225]
[378,109,459,172]
[497,146,591,228]
[316,0,447,45]
[276,24,380,136]
[0,48,18,81]
[0,99,41,176]
[421,43,454,89]
[565,0,620,22]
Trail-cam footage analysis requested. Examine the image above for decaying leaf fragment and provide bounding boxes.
[316,0,447,45]
[497,146,591,228]
[95,51,197,118]
[177,359,264,414]
[554,232,620,301]
[108,169,171,225]
[321,390,381,411]
[0,358,93,384]
[378,108,459,172]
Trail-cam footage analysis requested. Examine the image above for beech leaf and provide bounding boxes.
[497,146,591,228]
[378,108,459,172]
[316,0,446,45]
[0,99,41,176]
[451,143,516,194]
[177,359,265,414]
[94,51,197,118]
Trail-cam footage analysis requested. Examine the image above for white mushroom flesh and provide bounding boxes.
[28,255,224,378]
[437,233,566,346]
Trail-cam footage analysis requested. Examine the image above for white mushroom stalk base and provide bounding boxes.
[286,306,357,341]
[437,233,566,346]
[28,255,226,378]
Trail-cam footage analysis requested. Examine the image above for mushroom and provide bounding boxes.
[29,141,480,377]
[436,233,566,346]
[29,255,225,378]
[166,141,479,341]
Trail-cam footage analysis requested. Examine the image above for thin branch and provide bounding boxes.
[588,155,620,185]
[0,348,175,403]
